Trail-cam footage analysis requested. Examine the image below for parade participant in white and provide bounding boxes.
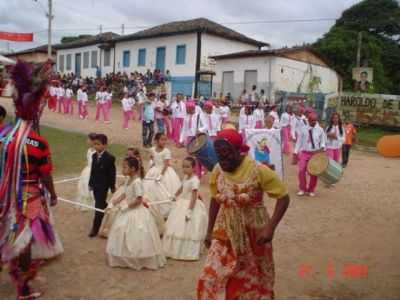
[325,112,346,163]
[198,101,221,139]
[163,157,208,260]
[107,157,166,270]
[268,105,280,128]
[143,133,181,218]
[294,113,326,197]
[253,103,265,128]
[238,105,256,140]
[179,101,201,146]
[77,133,97,209]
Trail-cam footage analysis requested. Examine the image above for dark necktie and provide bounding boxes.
[309,128,316,149]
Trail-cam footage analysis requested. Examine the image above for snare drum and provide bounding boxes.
[307,152,343,185]
[187,133,218,171]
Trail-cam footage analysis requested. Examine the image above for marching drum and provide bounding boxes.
[307,152,343,185]
[187,133,219,172]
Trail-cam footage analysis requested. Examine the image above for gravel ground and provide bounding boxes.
[0,97,399,300]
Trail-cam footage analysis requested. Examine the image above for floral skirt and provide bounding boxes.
[197,230,275,300]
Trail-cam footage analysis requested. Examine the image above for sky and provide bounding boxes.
[0,0,363,52]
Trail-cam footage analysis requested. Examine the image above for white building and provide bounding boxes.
[56,18,267,97]
[56,32,119,78]
[212,47,341,103]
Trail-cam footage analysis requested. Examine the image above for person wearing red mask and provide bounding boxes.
[197,128,290,300]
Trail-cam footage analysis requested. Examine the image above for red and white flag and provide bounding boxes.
[0,31,33,42]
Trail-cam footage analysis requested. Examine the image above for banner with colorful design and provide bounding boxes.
[245,128,284,180]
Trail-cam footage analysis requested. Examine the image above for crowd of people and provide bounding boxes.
[0,59,359,300]
[47,78,357,196]
[51,68,171,100]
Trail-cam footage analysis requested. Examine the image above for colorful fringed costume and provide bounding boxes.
[0,60,59,299]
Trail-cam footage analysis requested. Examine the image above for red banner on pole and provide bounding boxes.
[0,31,33,42]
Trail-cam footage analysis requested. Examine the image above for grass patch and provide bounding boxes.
[3,117,127,177]
[40,125,127,177]
[356,127,399,147]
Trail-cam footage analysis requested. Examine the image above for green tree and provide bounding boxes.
[313,0,400,94]
[61,35,92,44]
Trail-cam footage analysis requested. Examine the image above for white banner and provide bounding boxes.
[245,128,284,180]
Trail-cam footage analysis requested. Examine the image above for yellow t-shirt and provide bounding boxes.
[209,156,288,199]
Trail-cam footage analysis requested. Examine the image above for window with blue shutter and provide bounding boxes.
[176,45,186,65]
[123,50,130,67]
[138,49,146,66]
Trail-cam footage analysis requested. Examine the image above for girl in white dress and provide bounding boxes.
[163,157,208,260]
[77,133,97,210]
[106,157,166,270]
[143,133,181,218]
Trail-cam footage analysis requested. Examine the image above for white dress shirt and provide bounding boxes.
[219,106,230,119]
[195,105,203,115]
[81,92,88,104]
[77,88,82,101]
[280,112,291,127]
[99,92,108,104]
[49,86,57,97]
[56,87,65,98]
[171,101,186,118]
[269,111,280,128]
[253,108,265,123]
[121,98,133,112]
[290,115,307,140]
[180,112,200,143]
[238,114,256,132]
[95,91,102,102]
[294,125,326,154]
[65,88,73,99]
[326,125,346,149]
[199,112,222,137]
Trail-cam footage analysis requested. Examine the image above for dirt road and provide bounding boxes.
[0,97,399,299]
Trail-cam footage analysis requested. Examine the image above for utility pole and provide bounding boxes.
[121,24,125,35]
[34,0,53,59]
[356,31,362,67]
[46,0,53,58]
[99,24,103,34]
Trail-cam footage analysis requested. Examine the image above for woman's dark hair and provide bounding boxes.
[124,157,144,179]
[154,132,166,142]
[88,132,97,141]
[327,112,343,135]
[184,156,196,168]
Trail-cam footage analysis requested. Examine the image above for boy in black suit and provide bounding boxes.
[88,134,116,237]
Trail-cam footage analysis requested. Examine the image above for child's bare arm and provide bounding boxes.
[128,196,143,209]
[112,193,126,206]
[175,185,183,198]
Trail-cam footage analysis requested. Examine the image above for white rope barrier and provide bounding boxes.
[55,175,125,184]
[58,197,172,213]
[58,197,105,213]
[54,177,81,184]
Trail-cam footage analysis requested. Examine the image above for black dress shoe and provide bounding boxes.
[88,231,97,238]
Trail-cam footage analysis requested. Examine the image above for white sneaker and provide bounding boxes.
[309,192,316,197]
[297,191,305,196]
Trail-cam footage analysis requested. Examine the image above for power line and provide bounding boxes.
[30,17,338,34]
